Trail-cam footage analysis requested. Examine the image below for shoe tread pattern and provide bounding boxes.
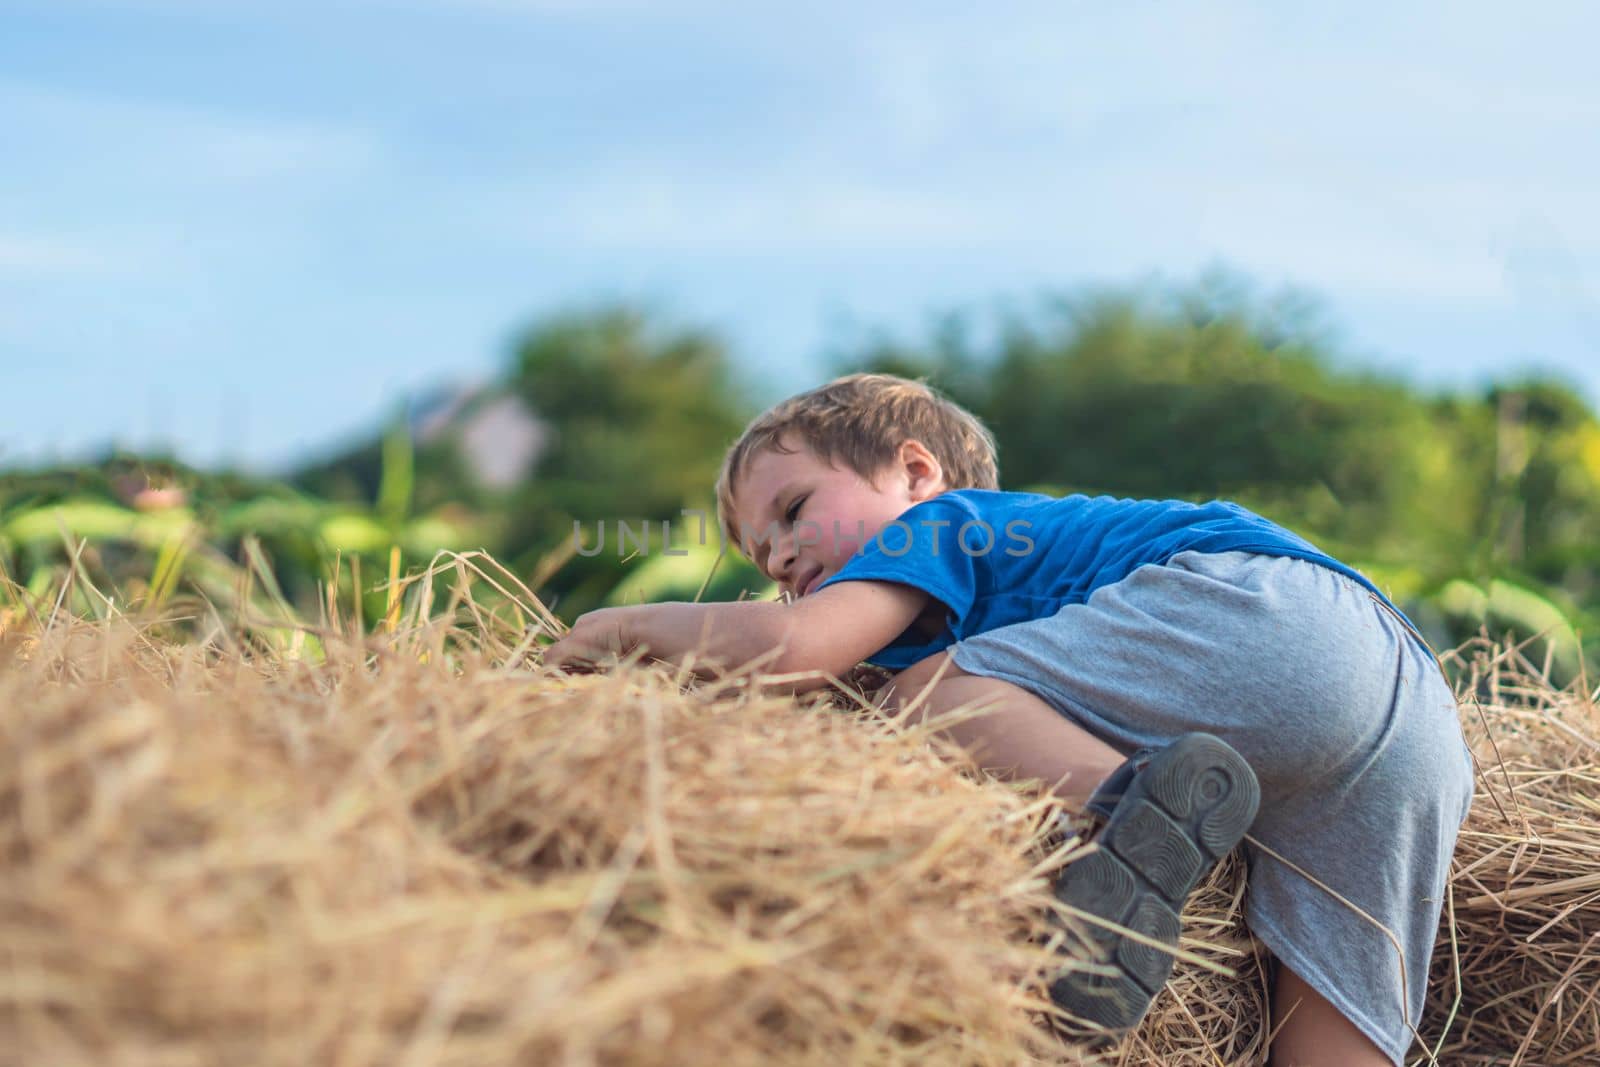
[1139,733,1260,861]
[1049,733,1259,1034]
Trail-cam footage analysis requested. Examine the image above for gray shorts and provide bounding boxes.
[949,550,1473,1065]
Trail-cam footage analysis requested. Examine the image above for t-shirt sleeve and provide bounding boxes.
[814,494,986,625]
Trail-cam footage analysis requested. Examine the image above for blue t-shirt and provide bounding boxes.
[815,489,1401,669]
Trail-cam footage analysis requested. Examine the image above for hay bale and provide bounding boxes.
[0,619,1079,1066]
[1417,642,1600,1065]
[2,613,1594,1066]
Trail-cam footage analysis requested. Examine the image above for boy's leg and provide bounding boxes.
[891,645,1394,1064]
[883,652,1125,809]
[886,652,1261,1038]
[1270,963,1390,1067]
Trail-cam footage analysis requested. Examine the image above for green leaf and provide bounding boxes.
[377,418,414,528]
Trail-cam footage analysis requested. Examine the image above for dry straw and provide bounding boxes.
[1,557,1595,1065]
[1415,638,1600,1066]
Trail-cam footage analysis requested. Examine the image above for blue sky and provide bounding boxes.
[3,1,1597,473]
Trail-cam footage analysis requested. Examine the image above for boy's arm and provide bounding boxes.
[543,580,930,690]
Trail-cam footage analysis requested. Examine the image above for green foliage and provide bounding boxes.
[0,439,482,629]
[1433,578,1585,679]
[605,537,773,607]
[510,309,747,520]
[500,308,754,613]
[377,417,415,528]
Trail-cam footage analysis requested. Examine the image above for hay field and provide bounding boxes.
[1,559,1595,1066]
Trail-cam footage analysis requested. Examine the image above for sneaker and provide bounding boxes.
[1049,732,1260,1032]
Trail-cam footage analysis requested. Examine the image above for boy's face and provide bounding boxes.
[730,437,944,600]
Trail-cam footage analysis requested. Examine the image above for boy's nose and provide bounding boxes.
[767,534,799,585]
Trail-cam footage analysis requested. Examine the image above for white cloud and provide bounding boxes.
[434,1,1586,314]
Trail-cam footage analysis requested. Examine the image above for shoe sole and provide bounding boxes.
[1050,732,1260,1032]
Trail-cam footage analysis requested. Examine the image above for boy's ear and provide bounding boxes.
[897,439,945,500]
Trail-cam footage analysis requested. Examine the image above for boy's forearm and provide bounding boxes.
[547,581,925,690]
[636,600,801,675]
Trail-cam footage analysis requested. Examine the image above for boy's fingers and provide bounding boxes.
[543,632,591,672]
[543,616,629,673]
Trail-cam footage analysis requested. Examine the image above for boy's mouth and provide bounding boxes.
[798,568,823,599]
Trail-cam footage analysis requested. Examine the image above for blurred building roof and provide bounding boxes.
[413,387,548,491]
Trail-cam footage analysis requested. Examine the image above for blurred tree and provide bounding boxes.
[294,411,482,516]
[842,282,1445,547]
[285,308,758,615]
[1480,380,1600,640]
[500,308,755,612]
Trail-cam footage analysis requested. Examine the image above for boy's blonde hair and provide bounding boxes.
[716,373,999,550]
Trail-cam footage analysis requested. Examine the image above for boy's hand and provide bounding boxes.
[543,606,647,672]
[840,662,894,695]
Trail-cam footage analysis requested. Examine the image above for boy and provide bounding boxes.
[545,374,1474,1066]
